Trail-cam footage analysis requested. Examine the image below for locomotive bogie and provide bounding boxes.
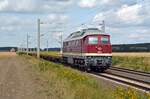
[86,56,112,71]
[62,54,112,72]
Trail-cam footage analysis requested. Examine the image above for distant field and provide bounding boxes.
[0,52,16,58]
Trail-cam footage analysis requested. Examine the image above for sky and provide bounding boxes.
[0,0,149,48]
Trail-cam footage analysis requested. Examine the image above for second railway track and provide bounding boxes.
[91,72,150,93]
[107,67,150,85]
[91,66,150,93]
[109,66,150,77]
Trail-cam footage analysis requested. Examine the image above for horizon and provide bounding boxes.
[1,42,150,48]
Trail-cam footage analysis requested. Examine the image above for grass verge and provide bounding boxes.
[113,56,150,72]
[18,53,150,99]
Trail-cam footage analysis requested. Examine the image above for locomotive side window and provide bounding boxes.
[65,42,68,46]
[101,36,109,44]
[88,37,98,44]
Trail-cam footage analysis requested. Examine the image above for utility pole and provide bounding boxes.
[27,33,29,55]
[47,40,48,52]
[20,46,22,52]
[18,46,20,52]
[102,20,105,33]
[20,44,23,52]
[37,19,40,58]
[60,32,63,55]
[99,20,105,33]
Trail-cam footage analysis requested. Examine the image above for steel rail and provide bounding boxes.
[109,67,150,77]
[100,66,150,91]
[105,71,150,85]
[93,73,150,92]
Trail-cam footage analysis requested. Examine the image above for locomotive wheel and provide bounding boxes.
[80,66,85,72]
[98,68,105,73]
[85,67,91,72]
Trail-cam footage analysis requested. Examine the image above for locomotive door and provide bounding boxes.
[82,37,88,54]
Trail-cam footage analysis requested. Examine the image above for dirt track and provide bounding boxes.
[0,52,43,99]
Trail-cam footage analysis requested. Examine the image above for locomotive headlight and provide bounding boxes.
[108,56,111,59]
[86,56,95,65]
[107,57,112,60]
[87,56,91,59]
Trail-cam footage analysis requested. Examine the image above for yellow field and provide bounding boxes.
[0,52,16,58]
[112,52,150,57]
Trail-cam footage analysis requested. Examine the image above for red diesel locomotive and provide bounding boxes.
[63,28,112,72]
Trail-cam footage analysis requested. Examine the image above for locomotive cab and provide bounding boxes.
[83,34,112,71]
[84,35,111,54]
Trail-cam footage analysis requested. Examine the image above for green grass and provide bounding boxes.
[113,56,150,72]
[40,51,61,57]
[18,53,150,99]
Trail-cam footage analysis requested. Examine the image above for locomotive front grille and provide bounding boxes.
[86,56,112,67]
[97,60,102,65]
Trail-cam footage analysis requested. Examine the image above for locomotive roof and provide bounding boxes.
[64,28,106,42]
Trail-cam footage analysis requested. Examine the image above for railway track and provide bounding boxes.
[91,67,150,93]
[109,67,150,77]
[27,53,150,92]
[108,67,150,84]
[92,73,150,93]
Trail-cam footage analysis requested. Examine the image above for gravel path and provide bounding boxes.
[0,53,43,99]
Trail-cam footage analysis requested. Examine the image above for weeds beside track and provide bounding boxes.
[18,52,150,91]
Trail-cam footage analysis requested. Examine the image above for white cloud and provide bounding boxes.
[128,28,150,39]
[0,26,14,31]
[93,2,149,27]
[117,4,143,23]
[0,0,149,46]
[78,0,118,8]
[92,0,150,44]
[0,0,8,10]
[0,0,36,12]
[47,14,69,22]
[0,13,70,47]
[93,10,120,27]
[78,0,136,8]
[100,0,117,5]
[78,0,97,8]
[128,33,140,39]
[40,14,69,30]
[0,0,73,13]
[93,13,105,22]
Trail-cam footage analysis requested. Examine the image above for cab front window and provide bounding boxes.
[101,36,109,44]
[88,37,98,44]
